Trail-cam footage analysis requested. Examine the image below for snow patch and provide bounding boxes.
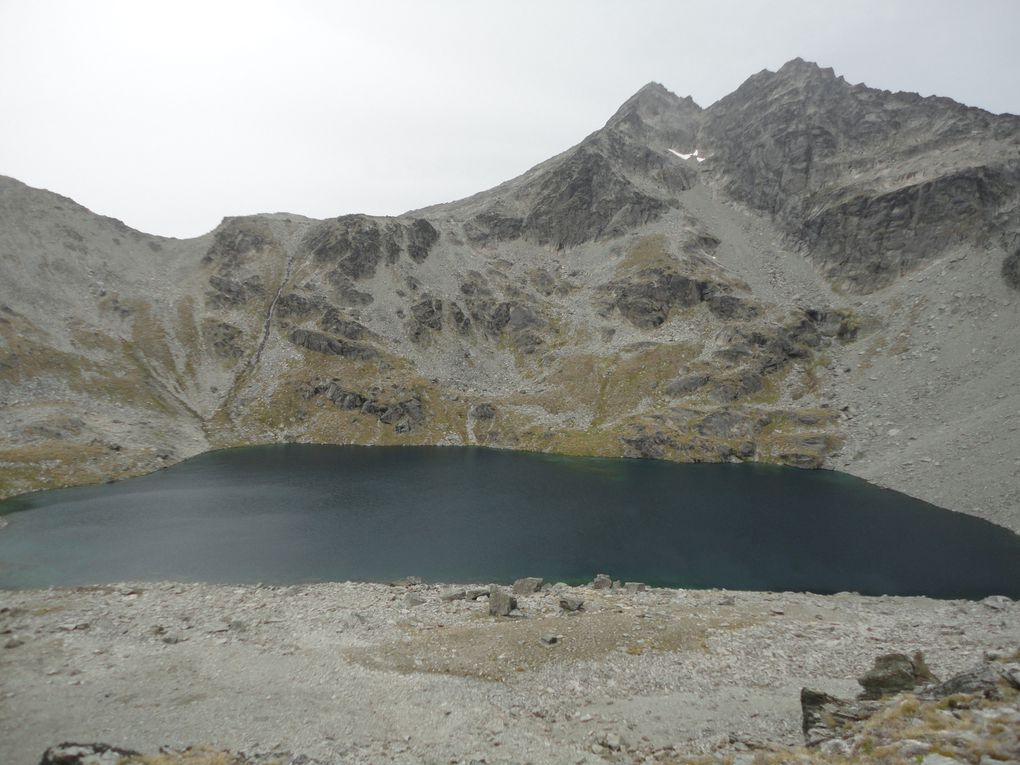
[669,148,707,162]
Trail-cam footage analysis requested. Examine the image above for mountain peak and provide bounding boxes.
[605,81,701,146]
[774,57,841,83]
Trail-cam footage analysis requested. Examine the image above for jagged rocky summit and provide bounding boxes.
[1,58,1018,529]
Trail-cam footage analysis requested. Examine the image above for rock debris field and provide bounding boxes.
[2,578,1018,764]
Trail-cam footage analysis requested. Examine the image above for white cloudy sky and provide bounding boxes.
[1,0,1017,238]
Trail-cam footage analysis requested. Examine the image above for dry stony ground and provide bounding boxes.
[2,581,1018,765]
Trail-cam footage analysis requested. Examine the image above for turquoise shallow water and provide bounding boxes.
[1,444,1018,597]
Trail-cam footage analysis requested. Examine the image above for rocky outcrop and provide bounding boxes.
[275,292,322,320]
[802,652,1019,748]
[463,210,524,245]
[801,167,1015,291]
[598,269,711,328]
[319,307,371,339]
[405,218,439,262]
[522,149,669,249]
[289,329,377,360]
[206,274,264,307]
[201,218,274,269]
[306,380,425,432]
[304,215,389,279]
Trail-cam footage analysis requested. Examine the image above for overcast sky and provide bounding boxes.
[1,1,1017,239]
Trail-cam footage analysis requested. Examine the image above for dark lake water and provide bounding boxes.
[1,445,1018,598]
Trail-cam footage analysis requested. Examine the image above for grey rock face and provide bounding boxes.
[305,215,386,279]
[275,292,322,320]
[522,149,669,250]
[463,211,524,245]
[700,58,1020,293]
[319,308,370,339]
[289,329,377,360]
[207,274,264,307]
[405,218,439,262]
[325,272,374,305]
[1003,250,1020,290]
[707,295,760,321]
[202,218,273,268]
[600,269,710,328]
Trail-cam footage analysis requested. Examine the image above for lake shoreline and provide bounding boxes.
[3,439,1020,536]
[2,579,1017,765]
[3,445,1019,597]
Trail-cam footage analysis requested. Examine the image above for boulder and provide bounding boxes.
[512,577,544,595]
[559,596,584,612]
[801,689,880,746]
[857,651,937,700]
[920,661,1018,698]
[39,743,141,765]
[591,573,612,589]
[664,373,710,397]
[488,587,517,616]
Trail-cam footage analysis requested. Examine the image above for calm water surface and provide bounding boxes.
[1,445,1018,597]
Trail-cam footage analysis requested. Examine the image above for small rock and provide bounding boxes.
[559,596,584,612]
[624,582,646,592]
[440,589,466,601]
[3,637,24,649]
[512,577,544,595]
[717,595,736,606]
[600,732,622,750]
[540,634,559,645]
[403,593,425,608]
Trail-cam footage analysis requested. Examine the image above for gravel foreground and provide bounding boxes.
[2,580,1018,765]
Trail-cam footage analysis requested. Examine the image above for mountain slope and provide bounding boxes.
[1,59,1018,532]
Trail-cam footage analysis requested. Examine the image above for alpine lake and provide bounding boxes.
[1,445,1018,598]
